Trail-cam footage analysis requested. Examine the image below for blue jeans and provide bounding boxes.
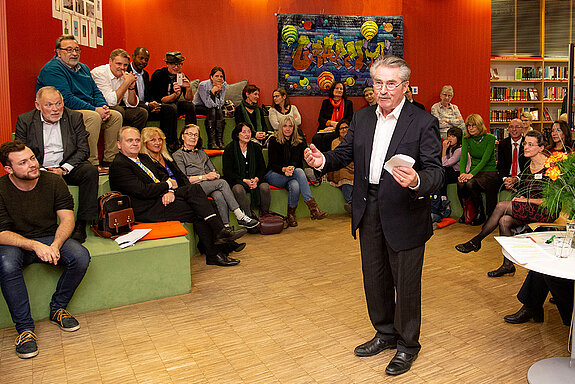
[0,236,91,333]
[265,168,313,207]
[341,184,353,203]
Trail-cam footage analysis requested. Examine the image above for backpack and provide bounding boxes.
[90,192,135,239]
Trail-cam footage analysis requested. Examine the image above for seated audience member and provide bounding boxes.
[547,120,572,154]
[109,127,246,266]
[234,84,269,146]
[266,116,327,227]
[15,86,98,243]
[497,119,527,192]
[149,51,197,150]
[431,85,465,135]
[269,88,303,133]
[363,86,377,107]
[326,120,354,213]
[193,66,227,149]
[127,47,179,149]
[405,85,425,111]
[0,141,90,359]
[222,123,271,219]
[457,114,500,225]
[504,271,573,325]
[455,131,557,277]
[313,81,354,152]
[520,111,533,131]
[440,127,465,197]
[91,49,148,130]
[171,124,259,229]
[36,35,121,171]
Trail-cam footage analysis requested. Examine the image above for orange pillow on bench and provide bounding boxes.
[131,221,189,240]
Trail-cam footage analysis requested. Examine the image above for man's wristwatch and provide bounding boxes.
[199,175,203,180]
[59,167,68,175]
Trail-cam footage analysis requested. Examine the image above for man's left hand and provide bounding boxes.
[47,167,65,176]
[162,191,175,206]
[392,166,418,188]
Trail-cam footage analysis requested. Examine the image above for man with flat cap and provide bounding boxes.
[149,51,196,151]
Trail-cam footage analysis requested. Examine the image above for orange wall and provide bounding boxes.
[5,0,127,128]
[4,0,490,140]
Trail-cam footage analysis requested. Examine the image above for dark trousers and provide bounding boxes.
[0,237,90,333]
[231,183,271,217]
[359,185,424,354]
[110,105,148,129]
[63,161,99,221]
[518,270,574,325]
[147,103,178,146]
[137,184,224,258]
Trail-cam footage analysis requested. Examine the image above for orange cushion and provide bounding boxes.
[436,217,456,228]
[131,221,189,240]
[204,149,224,156]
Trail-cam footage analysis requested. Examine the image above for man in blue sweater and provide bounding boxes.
[36,35,122,173]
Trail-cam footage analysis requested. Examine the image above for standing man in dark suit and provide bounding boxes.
[305,56,443,376]
[15,86,98,243]
[109,127,246,266]
[497,118,527,191]
[127,47,178,139]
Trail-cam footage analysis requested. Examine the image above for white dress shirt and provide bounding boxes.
[40,114,69,170]
[91,64,138,107]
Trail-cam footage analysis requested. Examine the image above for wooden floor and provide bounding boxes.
[0,215,570,383]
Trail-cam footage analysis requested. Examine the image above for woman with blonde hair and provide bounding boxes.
[457,114,500,225]
[266,115,327,226]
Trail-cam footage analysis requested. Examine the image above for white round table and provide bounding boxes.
[501,231,575,383]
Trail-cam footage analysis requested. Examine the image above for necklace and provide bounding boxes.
[472,135,484,144]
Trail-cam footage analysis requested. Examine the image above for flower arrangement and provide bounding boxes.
[541,151,575,218]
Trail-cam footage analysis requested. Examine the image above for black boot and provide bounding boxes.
[206,120,217,149]
[215,118,225,149]
[71,220,87,243]
[470,200,485,226]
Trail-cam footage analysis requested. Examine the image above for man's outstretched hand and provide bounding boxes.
[304,144,324,168]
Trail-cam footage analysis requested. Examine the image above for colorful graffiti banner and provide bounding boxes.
[277,14,404,97]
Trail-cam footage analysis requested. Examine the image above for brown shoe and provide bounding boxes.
[286,206,298,227]
[305,198,327,220]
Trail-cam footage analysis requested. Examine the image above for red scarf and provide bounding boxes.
[330,98,345,123]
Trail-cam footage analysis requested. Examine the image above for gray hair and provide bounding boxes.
[36,86,62,101]
[370,55,411,82]
[55,35,77,50]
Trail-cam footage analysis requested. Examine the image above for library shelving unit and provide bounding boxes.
[490,56,568,140]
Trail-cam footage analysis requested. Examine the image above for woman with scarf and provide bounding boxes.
[312,81,354,152]
[234,84,270,146]
[222,122,271,219]
[193,66,227,149]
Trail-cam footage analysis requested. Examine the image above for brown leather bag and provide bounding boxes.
[90,192,135,239]
[258,212,287,235]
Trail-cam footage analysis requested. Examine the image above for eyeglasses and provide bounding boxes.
[373,80,406,91]
[168,62,183,67]
[59,47,81,53]
[183,132,199,137]
[465,124,477,128]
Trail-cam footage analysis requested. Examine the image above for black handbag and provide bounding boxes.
[90,192,135,239]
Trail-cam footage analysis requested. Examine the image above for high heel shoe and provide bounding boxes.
[455,240,481,253]
[487,264,516,277]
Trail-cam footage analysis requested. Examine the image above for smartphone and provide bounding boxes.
[176,73,183,86]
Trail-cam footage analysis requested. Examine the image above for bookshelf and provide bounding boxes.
[490,57,568,140]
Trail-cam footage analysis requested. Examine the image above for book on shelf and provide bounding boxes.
[543,107,551,121]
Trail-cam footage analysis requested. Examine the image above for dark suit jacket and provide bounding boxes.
[15,108,89,168]
[322,101,443,251]
[127,64,151,103]
[109,152,191,221]
[317,99,354,131]
[411,100,426,111]
[497,136,528,180]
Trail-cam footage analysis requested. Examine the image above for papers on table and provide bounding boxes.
[115,229,152,248]
[495,236,555,265]
[384,154,415,175]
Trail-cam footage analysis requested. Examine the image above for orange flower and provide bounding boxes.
[545,166,561,181]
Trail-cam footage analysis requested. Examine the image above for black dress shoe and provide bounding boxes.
[470,216,485,226]
[487,264,515,277]
[458,216,465,224]
[70,220,87,243]
[455,240,481,253]
[214,227,247,245]
[233,242,246,252]
[504,305,544,324]
[206,253,240,267]
[354,336,397,357]
[385,351,418,376]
